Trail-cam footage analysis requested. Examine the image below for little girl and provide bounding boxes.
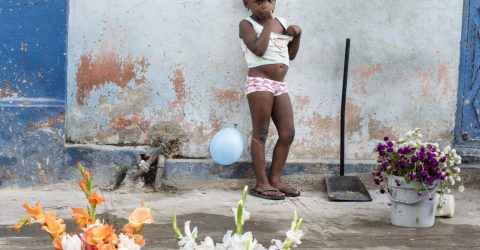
[240,0,302,200]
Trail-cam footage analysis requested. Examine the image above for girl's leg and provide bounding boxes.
[269,93,300,195]
[247,92,284,198]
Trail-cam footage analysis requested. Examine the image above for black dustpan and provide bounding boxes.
[326,39,372,202]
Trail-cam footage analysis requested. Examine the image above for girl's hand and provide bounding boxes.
[286,25,302,37]
[260,5,274,21]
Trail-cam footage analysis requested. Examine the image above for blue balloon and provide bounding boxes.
[209,127,244,165]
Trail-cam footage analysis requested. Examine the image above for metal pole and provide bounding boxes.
[340,38,350,176]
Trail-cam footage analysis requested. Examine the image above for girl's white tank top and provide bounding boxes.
[240,17,293,69]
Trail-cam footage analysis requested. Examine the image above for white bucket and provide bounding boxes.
[435,193,455,218]
[387,175,437,228]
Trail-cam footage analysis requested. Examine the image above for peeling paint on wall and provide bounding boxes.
[75,49,148,105]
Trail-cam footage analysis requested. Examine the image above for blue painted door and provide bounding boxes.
[456,0,480,146]
[0,0,67,186]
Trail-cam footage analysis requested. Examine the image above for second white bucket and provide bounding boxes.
[387,175,437,228]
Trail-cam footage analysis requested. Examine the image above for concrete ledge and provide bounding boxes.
[3,143,480,190]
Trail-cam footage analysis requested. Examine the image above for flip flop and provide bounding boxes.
[249,188,285,200]
[278,186,301,197]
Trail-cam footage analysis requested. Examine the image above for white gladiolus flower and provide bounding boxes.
[220,231,265,250]
[118,233,141,250]
[196,236,215,250]
[455,176,461,182]
[459,185,465,192]
[179,221,198,250]
[61,234,82,250]
[444,146,452,152]
[286,221,304,247]
[405,131,414,137]
[433,143,439,148]
[447,188,451,193]
[453,167,461,173]
[268,239,285,250]
[232,206,250,226]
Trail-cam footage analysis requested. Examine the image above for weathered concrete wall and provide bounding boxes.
[67,0,463,164]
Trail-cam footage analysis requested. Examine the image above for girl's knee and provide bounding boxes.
[253,127,269,144]
[279,128,295,145]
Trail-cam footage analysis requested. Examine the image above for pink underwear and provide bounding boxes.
[245,77,288,96]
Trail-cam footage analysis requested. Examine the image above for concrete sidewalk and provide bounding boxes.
[0,185,480,249]
[1,185,479,249]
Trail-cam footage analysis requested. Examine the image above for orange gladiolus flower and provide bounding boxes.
[53,237,63,250]
[79,181,88,195]
[88,192,105,206]
[41,211,66,240]
[14,218,29,232]
[23,201,45,224]
[121,223,136,235]
[133,234,145,247]
[84,224,116,246]
[128,204,154,229]
[71,207,90,230]
[83,169,91,182]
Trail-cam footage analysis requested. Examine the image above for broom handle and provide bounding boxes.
[340,38,350,176]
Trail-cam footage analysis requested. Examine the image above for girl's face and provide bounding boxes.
[244,0,276,16]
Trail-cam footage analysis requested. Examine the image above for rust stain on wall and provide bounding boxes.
[346,98,363,135]
[195,113,222,143]
[301,112,340,137]
[368,115,396,140]
[438,62,454,94]
[28,115,65,129]
[75,50,149,105]
[417,68,433,98]
[352,64,382,95]
[110,114,149,133]
[293,96,310,110]
[169,65,186,123]
[214,89,242,104]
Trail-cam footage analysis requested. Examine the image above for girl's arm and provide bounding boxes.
[286,25,302,60]
[239,17,275,57]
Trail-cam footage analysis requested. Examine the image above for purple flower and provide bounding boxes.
[398,148,404,154]
[384,136,389,141]
[420,171,427,177]
[380,189,385,194]
[411,156,418,162]
[417,191,423,196]
[387,141,394,148]
[387,148,394,153]
[409,173,417,180]
[440,156,447,162]
[426,176,435,184]
[420,147,426,152]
